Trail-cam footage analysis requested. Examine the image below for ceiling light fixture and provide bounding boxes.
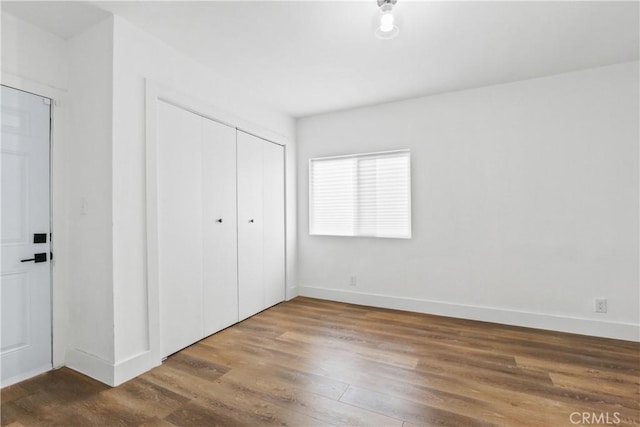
[375,0,399,40]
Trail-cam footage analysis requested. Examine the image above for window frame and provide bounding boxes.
[308,149,412,239]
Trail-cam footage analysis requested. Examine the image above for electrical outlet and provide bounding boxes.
[349,276,357,286]
[594,298,607,313]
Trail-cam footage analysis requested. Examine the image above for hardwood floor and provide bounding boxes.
[2,297,639,426]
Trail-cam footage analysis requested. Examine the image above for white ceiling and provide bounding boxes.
[3,1,638,118]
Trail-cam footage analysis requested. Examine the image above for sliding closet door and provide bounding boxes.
[202,119,238,335]
[237,131,264,320]
[263,142,286,308]
[157,101,204,357]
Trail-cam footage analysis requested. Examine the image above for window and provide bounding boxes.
[309,150,411,238]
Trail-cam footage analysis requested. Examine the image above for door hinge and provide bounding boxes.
[50,252,54,261]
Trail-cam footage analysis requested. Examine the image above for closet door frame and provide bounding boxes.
[145,80,287,365]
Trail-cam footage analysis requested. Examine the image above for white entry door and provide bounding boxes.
[1,85,52,386]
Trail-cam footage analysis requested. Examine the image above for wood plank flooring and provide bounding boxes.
[2,297,639,426]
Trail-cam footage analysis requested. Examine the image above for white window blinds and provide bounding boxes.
[309,150,411,238]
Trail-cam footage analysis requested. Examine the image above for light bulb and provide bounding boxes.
[380,12,394,33]
[375,2,399,40]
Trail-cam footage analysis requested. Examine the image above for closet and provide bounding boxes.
[156,101,285,358]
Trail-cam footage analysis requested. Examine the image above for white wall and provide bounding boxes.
[297,61,639,342]
[110,16,297,384]
[64,17,116,380]
[1,13,70,368]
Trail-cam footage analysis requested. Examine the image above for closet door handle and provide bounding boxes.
[217,218,223,223]
[249,219,254,223]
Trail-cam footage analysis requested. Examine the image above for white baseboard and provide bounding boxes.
[286,285,298,301]
[65,348,115,386]
[113,351,159,386]
[66,348,160,387]
[1,364,51,388]
[298,286,639,342]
